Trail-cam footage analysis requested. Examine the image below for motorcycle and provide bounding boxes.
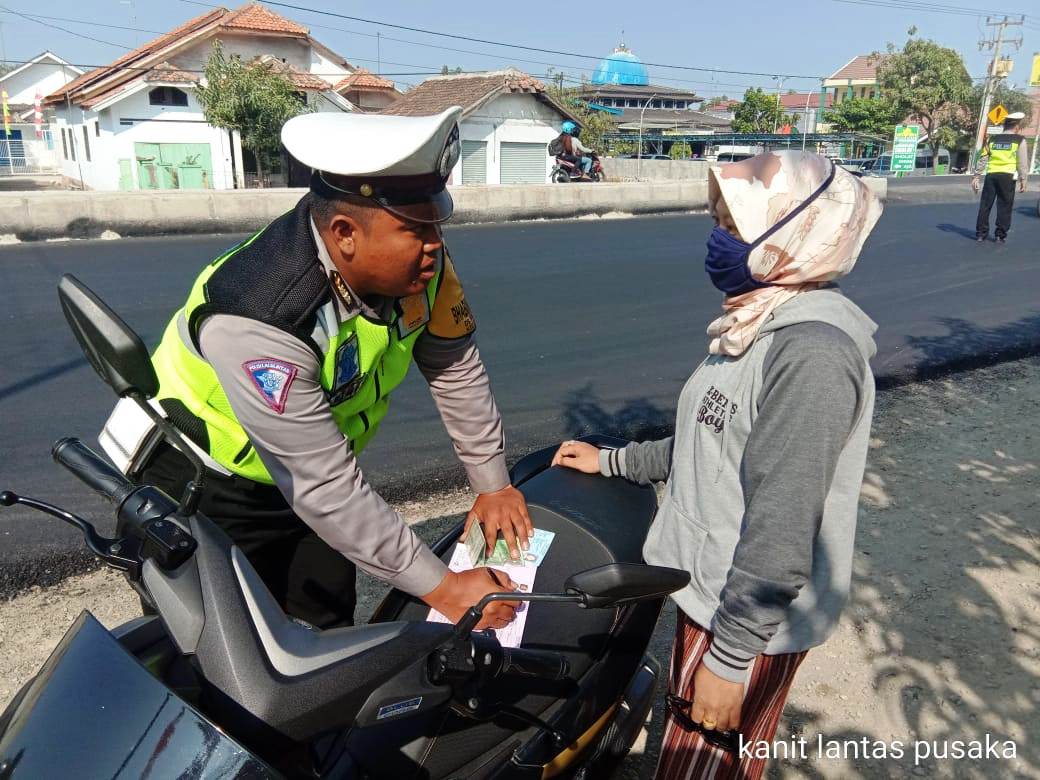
[551,153,604,183]
[0,274,689,779]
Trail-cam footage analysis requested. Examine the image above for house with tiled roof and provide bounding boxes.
[0,52,82,172]
[334,69,399,112]
[824,55,884,105]
[45,3,371,191]
[382,69,577,185]
[779,92,834,134]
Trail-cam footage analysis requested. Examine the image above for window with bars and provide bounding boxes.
[149,87,189,107]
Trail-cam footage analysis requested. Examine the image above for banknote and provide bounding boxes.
[463,525,556,567]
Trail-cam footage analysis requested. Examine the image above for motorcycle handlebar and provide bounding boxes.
[52,437,136,506]
[484,644,570,682]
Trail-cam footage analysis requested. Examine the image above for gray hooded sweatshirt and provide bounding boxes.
[599,287,877,683]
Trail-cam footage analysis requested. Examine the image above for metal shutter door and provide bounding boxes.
[461,140,487,184]
[500,142,546,184]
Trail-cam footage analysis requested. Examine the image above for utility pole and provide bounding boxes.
[772,76,787,134]
[971,15,1023,170]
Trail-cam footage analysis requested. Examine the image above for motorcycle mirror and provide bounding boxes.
[565,563,690,609]
[57,274,159,400]
[56,275,207,517]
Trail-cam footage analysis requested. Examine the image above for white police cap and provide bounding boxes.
[282,107,462,223]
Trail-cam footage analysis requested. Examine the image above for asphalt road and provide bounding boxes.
[2,197,1039,588]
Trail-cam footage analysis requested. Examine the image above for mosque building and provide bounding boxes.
[579,43,729,136]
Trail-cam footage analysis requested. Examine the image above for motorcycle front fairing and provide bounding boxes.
[0,611,277,779]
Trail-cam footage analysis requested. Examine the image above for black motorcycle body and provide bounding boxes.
[0,276,686,780]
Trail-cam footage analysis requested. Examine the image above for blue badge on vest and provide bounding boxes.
[329,334,364,405]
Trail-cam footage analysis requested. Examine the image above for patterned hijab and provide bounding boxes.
[705,151,883,356]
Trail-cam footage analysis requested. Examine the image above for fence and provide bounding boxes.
[0,134,61,176]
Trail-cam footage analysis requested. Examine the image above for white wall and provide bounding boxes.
[175,35,350,87]
[53,85,237,191]
[451,93,565,185]
[1,61,79,105]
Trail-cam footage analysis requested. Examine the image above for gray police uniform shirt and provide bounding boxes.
[196,219,509,598]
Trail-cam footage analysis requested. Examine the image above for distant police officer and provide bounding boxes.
[973,111,1030,243]
[100,107,529,630]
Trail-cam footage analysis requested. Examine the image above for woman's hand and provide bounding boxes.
[551,440,600,474]
[690,662,745,733]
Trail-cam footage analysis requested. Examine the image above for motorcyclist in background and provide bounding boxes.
[558,120,596,178]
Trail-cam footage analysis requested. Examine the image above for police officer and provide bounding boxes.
[973,111,1030,243]
[101,107,529,630]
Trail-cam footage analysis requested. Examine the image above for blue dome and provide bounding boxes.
[592,45,649,87]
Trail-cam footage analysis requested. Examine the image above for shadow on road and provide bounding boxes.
[562,383,673,441]
[877,312,1040,390]
[0,356,87,403]
[936,223,977,240]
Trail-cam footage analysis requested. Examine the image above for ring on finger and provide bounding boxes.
[702,718,717,730]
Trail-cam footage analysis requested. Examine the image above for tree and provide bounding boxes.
[967,82,1032,126]
[440,65,463,75]
[875,37,972,172]
[670,141,692,159]
[731,88,796,133]
[823,96,901,137]
[544,73,618,153]
[194,41,308,184]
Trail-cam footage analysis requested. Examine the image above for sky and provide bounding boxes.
[0,0,1037,100]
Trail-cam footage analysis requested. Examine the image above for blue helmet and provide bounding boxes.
[561,120,578,135]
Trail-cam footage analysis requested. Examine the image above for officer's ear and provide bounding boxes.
[327,213,365,261]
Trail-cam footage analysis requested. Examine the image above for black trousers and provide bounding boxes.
[138,442,357,629]
[975,172,1016,239]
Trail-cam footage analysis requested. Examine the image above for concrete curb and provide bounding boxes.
[0,178,887,241]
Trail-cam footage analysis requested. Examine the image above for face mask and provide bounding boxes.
[704,161,837,296]
[705,227,767,296]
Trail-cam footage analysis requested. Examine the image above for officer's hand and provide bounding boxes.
[462,486,533,561]
[972,177,981,193]
[1019,180,1026,193]
[551,440,601,474]
[422,568,520,630]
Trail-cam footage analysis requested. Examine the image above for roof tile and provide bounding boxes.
[828,55,881,82]
[334,68,396,92]
[221,3,308,35]
[46,8,223,102]
[381,70,570,118]
[779,92,833,110]
[252,55,331,90]
[144,61,199,84]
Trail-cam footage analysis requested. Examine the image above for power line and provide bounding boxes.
[830,0,1031,17]
[184,0,826,80]
[0,11,163,34]
[0,3,131,48]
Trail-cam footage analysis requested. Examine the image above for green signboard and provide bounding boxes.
[891,125,920,172]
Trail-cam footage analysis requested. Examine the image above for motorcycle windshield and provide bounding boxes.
[0,612,278,779]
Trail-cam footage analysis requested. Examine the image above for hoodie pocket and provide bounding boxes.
[648,494,710,589]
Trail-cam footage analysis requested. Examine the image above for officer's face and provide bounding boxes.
[340,206,444,298]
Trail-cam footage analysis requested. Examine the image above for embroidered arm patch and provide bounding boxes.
[244,359,298,414]
[428,253,476,338]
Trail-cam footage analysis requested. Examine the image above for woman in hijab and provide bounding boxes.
[553,151,882,779]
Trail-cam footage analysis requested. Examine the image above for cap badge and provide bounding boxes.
[359,183,374,197]
[438,124,461,179]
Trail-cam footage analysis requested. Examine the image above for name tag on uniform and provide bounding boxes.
[329,334,364,406]
[396,293,430,339]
